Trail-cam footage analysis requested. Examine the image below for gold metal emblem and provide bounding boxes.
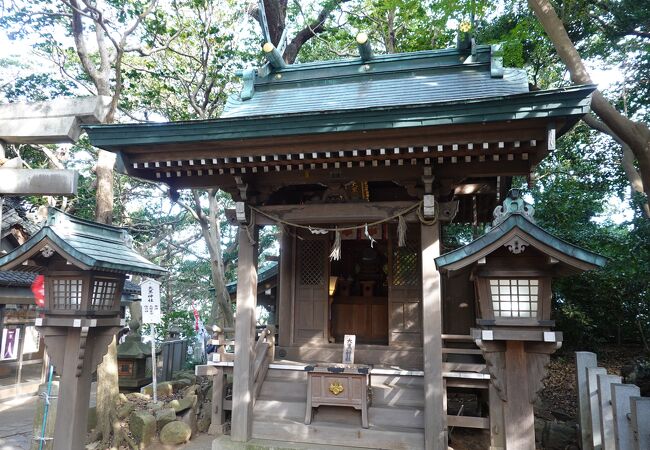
[329,381,344,396]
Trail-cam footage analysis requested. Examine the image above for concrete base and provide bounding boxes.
[212,436,370,450]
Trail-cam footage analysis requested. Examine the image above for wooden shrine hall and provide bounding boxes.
[85,38,604,450]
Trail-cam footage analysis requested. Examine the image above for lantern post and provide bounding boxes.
[0,208,165,450]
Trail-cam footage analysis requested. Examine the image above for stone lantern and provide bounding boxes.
[0,208,165,450]
[435,190,606,450]
[117,319,159,390]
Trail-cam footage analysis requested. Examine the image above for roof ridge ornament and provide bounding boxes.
[491,189,535,228]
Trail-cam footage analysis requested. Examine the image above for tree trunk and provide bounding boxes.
[94,144,119,444]
[191,190,234,328]
[528,0,650,217]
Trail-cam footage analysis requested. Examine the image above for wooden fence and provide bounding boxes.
[576,351,649,450]
[160,339,188,382]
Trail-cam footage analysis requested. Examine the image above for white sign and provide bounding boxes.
[1,328,20,361]
[342,334,356,366]
[140,278,162,324]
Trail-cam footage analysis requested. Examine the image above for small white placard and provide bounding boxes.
[141,278,162,324]
[342,334,356,366]
[543,331,556,342]
[481,330,494,341]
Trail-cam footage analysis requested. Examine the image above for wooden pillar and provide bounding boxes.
[53,328,94,450]
[489,383,505,450]
[231,221,259,443]
[421,222,447,449]
[277,228,293,347]
[503,341,535,450]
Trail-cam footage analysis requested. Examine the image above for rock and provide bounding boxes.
[182,384,199,397]
[178,408,198,436]
[142,381,174,397]
[154,408,177,432]
[159,421,192,445]
[127,392,151,402]
[118,393,128,403]
[147,401,163,412]
[622,357,650,396]
[172,371,197,384]
[87,406,97,432]
[541,421,578,449]
[128,411,156,447]
[168,394,197,413]
[534,418,544,443]
[172,378,192,390]
[197,414,211,433]
[116,402,135,420]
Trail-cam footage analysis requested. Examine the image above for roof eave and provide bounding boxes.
[435,214,607,273]
[82,84,596,152]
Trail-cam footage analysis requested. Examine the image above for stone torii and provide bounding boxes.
[0,96,111,224]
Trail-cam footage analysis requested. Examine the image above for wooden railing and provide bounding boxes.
[196,325,276,435]
[442,334,487,375]
[252,325,275,405]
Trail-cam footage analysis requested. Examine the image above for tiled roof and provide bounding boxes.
[0,208,166,277]
[223,45,528,118]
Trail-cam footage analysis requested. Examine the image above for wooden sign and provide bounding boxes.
[140,278,162,324]
[342,334,356,366]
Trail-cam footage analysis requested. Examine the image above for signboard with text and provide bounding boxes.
[140,278,162,324]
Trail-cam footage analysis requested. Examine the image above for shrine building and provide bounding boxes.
[84,38,605,450]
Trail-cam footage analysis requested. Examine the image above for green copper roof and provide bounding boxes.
[83,85,594,151]
[223,45,528,118]
[0,208,166,277]
[435,212,607,271]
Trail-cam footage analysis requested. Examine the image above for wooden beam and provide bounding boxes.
[230,221,259,443]
[421,222,447,449]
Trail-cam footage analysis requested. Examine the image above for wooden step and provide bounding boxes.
[371,373,424,388]
[258,379,308,402]
[266,368,309,381]
[369,405,424,429]
[252,416,425,450]
[370,383,424,408]
[255,399,305,421]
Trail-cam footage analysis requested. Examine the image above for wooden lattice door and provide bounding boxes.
[293,235,329,344]
[388,232,422,345]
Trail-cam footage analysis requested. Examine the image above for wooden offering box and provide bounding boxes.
[304,365,371,428]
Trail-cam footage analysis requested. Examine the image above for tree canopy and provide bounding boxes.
[1,0,648,355]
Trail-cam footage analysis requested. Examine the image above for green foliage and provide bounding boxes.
[522,123,650,349]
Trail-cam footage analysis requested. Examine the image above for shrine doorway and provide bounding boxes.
[329,232,389,345]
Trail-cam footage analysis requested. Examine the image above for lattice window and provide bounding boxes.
[91,279,118,310]
[299,240,325,285]
[489,279,539,318]
[52,278,83,310]
[392,240,420,287]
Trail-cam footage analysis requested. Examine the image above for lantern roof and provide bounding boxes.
[0,208,166,277]
[435,190,607,273]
